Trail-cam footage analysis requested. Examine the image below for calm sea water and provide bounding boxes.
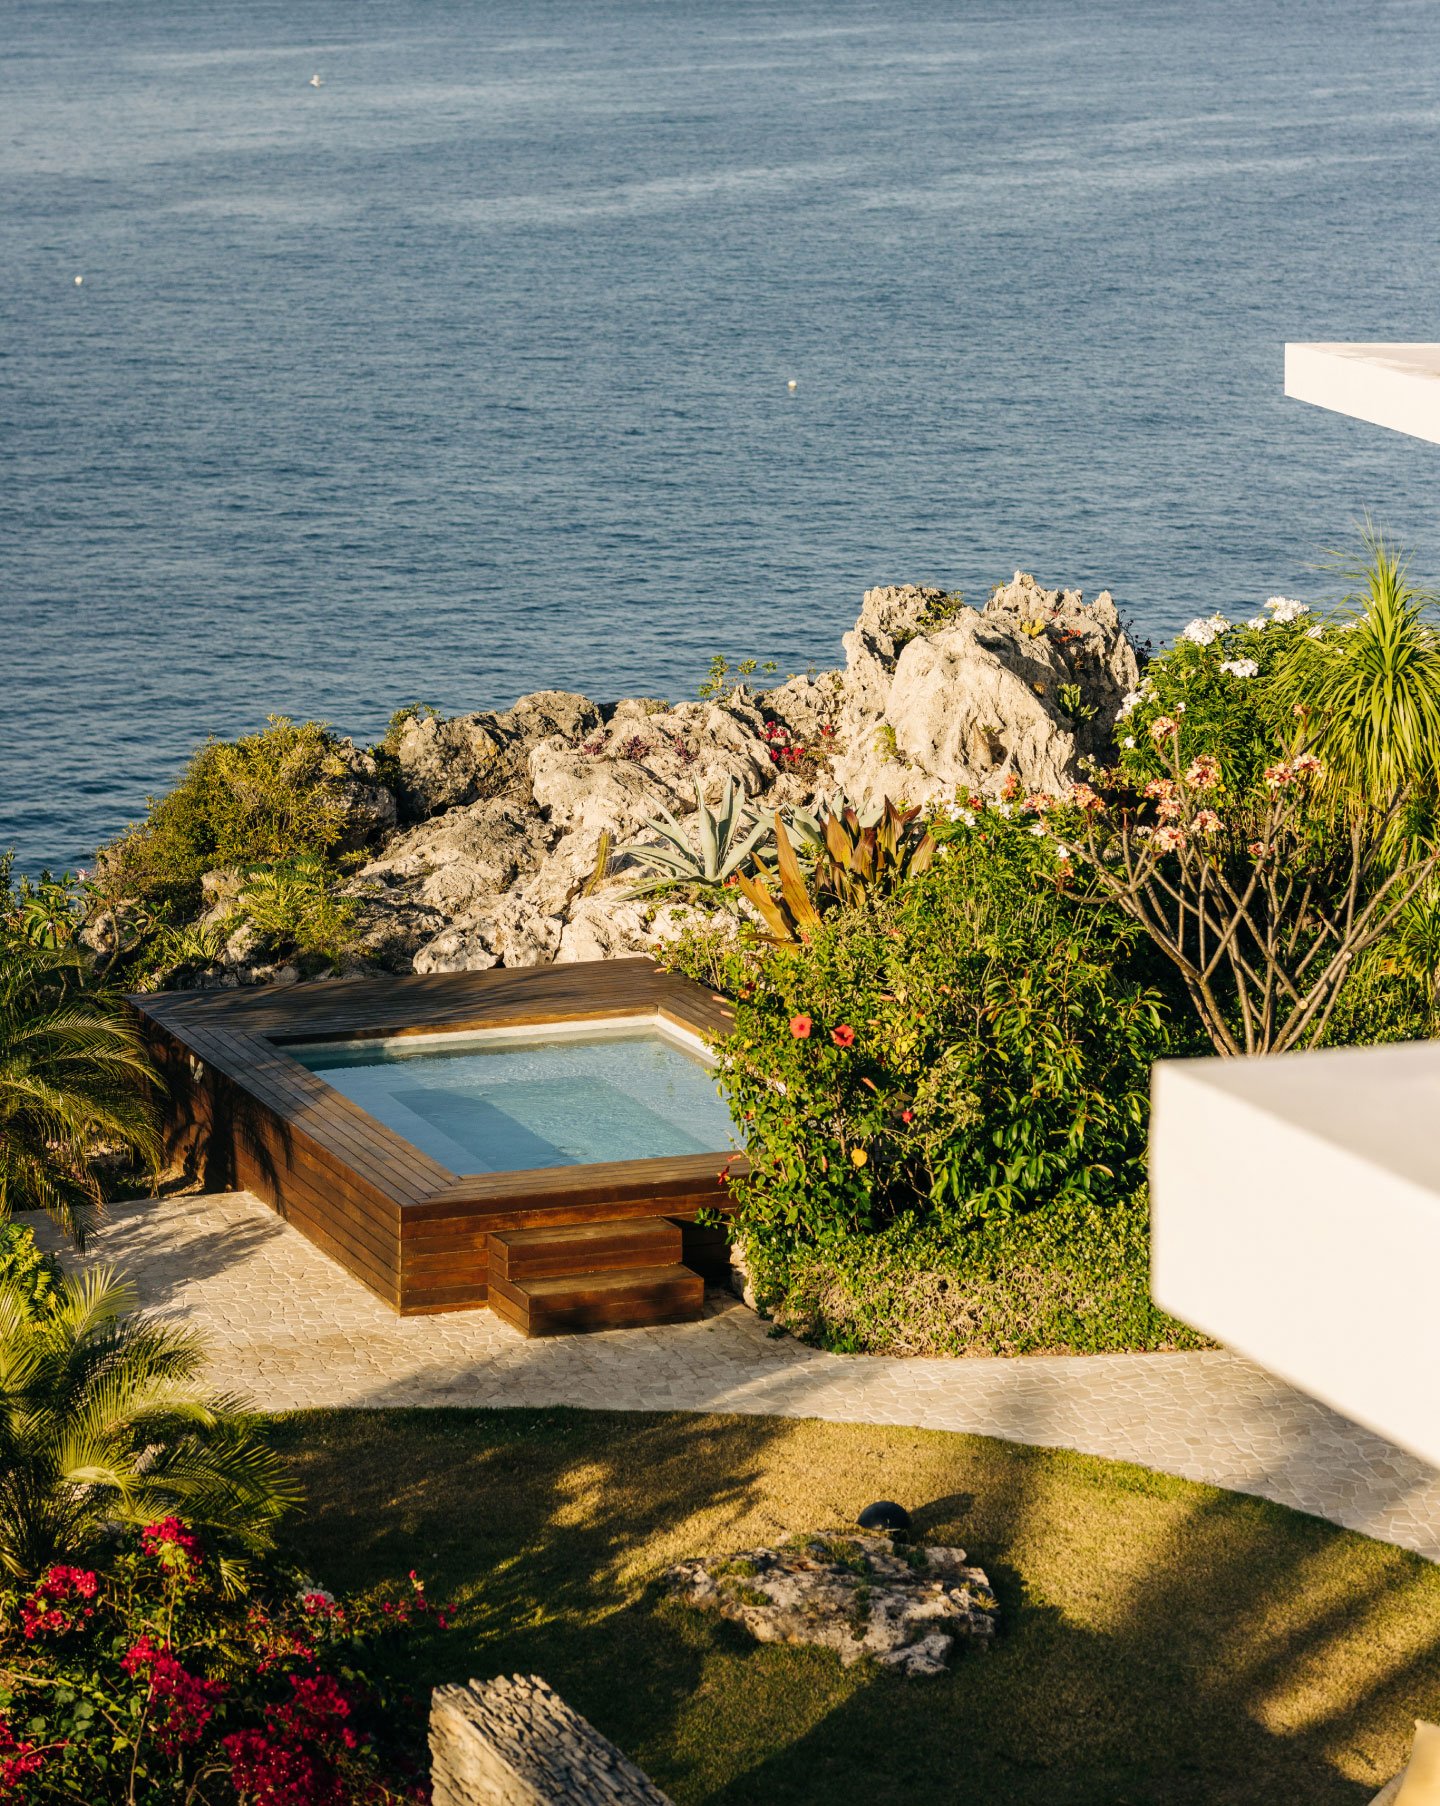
[5,0,1440,873]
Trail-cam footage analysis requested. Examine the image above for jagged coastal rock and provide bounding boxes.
[179,574,1140,982]
[664,1533,999,1677]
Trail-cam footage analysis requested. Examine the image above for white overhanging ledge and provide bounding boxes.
[1284,342,1440,445]
[1151,1040,1440,1468]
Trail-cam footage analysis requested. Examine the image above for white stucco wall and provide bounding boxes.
[1284,342,1440,446]
[1151,1040,1440,1467]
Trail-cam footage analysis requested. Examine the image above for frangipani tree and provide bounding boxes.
[1017,531,1440,1056]
[1038,727,1434,1056]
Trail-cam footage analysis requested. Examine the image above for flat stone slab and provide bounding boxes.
[430,1674,674,1806]
[665,1532,997,1676]
[31,1193,1440,1562]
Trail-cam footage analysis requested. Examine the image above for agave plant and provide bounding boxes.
[0,1263,298,1577]
[619,779,774,897]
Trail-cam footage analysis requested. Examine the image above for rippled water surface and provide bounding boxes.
[5,0,1440,870]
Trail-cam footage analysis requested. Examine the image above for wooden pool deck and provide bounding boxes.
[133,960,746,1323]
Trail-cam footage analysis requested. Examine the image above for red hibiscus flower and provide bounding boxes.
[830,1024,856,1048]
[789,1015,812,1039]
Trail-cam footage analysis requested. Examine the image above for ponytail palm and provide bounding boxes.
[1277,529,1440,811]
[0,944,160,1245]
[0,1264,297,1578]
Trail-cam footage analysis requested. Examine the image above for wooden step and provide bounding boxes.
[488,1264,705,1337]
[488,1217,683,1283]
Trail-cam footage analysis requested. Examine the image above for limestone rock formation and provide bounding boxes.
[827,574,1140,808]
[665,1533,998,1677]
[328,741,399,849]
[129,571,1140,983]
[394,690,601,820]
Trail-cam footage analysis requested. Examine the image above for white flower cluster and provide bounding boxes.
[944,802,977,827]
[1219,658,1258,678]
[1180,613,1231,646]
[1115,677,1156,723]
[1264,596,1310,623]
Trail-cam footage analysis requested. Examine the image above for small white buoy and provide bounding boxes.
[309,73,322,87]
[787,378,798,391]
[74,274,83,286]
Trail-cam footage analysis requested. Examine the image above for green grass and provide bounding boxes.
[265,1408,1439,1805]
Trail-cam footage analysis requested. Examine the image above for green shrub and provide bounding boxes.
[769,1189,1208,1356]
[0,1222,61,1319]
[681,823,1170,1285]
[232,853,358,972]
[98,717,363,916]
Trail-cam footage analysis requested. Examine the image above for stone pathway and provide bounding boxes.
[40,1193,1440,1562]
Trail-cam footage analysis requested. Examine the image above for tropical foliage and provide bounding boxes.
[0,944,159,1244]
[674,820,1169,1309]
[0,1516,444,1803]
[1275,528,1440,817]
[231,854,358,971]
[0,1263,297,1580]
[96,716,369,919]
[1052,538,1440,1054]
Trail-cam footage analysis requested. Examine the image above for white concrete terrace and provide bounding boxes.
[1284,342,1440,446]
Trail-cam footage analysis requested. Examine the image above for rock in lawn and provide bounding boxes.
[664,1533,997,1677]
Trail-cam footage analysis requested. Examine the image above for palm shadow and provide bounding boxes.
[262,1407,1438,1806]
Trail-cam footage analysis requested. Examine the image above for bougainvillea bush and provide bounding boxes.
[0,1518,447,1803]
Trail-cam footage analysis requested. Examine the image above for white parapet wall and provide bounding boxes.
[1284,342,1440,445]
[1151,1040,1440,1468]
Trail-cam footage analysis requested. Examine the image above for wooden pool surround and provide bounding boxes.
[133,960,746,1316]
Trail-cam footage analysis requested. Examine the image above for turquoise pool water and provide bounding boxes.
[292,1022,738,1175]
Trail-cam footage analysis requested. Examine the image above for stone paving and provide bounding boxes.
[41,1192,1440,1562]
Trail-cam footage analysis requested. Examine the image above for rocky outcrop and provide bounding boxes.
[665,1533,998,1677]
[168,573,1139,983]
[394,691,602,820]
[328,742,399,849]
[827,574,1140,808]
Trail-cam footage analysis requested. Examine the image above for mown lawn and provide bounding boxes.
[266,1409,1440,1806]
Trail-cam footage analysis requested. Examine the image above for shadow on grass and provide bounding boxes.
[264,1407,1438,1806]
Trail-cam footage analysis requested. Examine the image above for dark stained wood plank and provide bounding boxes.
[408,1151,747,1221]
[488,1265,704,1336]
[135,959,735,1044]
[488,1219,681,1282]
